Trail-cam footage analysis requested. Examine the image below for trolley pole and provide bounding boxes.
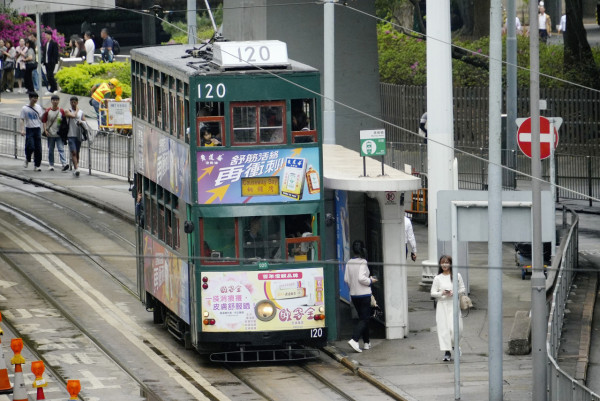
[529,1,548,399]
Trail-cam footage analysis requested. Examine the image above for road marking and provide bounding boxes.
[0,219,232,401]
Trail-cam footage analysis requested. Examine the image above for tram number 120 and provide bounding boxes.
[237,45,271,63]
[198,83,226,100]
[310,328,323,338]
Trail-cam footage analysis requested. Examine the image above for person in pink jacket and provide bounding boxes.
[344,240,378,353]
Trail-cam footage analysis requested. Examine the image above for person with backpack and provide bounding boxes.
[20,91,44,171]
[100,28,117,62]
[41,94,69,171]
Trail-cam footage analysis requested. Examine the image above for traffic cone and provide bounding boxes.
[10,338,26,401]
[31,360,47,400]
[66,380,81,400]
[0,312,13,395]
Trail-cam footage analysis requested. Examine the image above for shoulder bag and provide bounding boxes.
[460,293,473,310]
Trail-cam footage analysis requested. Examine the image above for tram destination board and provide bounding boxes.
[241,177,280,196]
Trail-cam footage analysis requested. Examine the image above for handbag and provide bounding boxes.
[460,293,473,310]
[3,59,15,71]
[25,61,38,71]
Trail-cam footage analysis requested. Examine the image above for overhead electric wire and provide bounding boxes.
[18,0,600,203]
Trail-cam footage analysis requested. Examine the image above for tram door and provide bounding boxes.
[365,196,384,322]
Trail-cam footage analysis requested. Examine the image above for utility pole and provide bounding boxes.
[529,1,548,399]
[187,0,197,45]
[423,0,455,285]
[488,0,503,399]
[323,0,336,144]
[506,0,518,188]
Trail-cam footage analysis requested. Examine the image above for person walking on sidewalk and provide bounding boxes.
[20,91,44,171]
[42,29,59,94]
[64,96,86,177]
[431,255,465,361]
[41,94,68,171]
[405,215,417,261]
[344,240,377,353]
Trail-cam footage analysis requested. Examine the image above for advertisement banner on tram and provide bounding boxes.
[200,268,326,332]
[197,148,321,204]
[143,234,190,323]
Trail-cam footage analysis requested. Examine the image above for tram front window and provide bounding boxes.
[243,216,281,261]
[202,217,236,262]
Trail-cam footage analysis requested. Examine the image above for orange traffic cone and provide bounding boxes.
[0,312,13,395]
[10,338,27,401]
[31,360,47,400]
[67,380,81,400]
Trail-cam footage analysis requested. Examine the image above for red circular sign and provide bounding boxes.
[517,117,559,159]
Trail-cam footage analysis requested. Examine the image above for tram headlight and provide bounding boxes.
[255,300,277,322]
[319,306,324,313]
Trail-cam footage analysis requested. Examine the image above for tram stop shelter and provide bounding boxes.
[323,144,421,340]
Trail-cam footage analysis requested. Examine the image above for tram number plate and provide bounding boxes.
[310,328,323,338]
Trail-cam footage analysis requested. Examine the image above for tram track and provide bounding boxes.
[0,174,401,400]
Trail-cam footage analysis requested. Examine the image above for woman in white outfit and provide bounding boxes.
[431,255,465,361]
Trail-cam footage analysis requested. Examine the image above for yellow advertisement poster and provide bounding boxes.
[201,268,325,332]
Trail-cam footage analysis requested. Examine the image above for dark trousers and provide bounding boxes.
[351,295,371,343]
[25,127,42,167]
[45,63,57,92]
[24,69,34,92]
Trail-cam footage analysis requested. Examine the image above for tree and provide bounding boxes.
[563,0,600,88]
[453,0,490,38]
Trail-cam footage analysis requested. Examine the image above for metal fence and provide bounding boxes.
[0,113,133,181]
[545,207,600,400]
[387,142,600,205]
[381,84,600,154]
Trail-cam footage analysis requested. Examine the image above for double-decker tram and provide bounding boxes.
[131,41,335,361]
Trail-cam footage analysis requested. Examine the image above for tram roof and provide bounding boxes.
[131,44,318,77]
[323,144,421,192]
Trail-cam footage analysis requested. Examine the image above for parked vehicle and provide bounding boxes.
[514,242,552,280]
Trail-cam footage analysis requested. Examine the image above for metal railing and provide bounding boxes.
[0,113,132,181]
[545,207,600,400]
[387,142,599,205]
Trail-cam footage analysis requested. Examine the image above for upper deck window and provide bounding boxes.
[231,101,285,146]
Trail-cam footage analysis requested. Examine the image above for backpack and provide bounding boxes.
[112,38,120,55]
[57,112,69,142]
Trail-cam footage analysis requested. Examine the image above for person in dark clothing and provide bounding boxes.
[42,29,59,94]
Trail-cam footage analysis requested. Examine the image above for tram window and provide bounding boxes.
[232,105,257,143]
[202,217,237,263]
[231,101,286,146]
[242,216,281,261]
[291,98,317,143]
[155,85,162,129]
[197,117,224,147]
[259,106,283,143]
[158,204,165,241]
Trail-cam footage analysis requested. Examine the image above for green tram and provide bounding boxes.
[131,41,335,361]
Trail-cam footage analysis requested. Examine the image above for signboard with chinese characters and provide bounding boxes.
[143,234,190,323]
[360,129,386,156]
[107,100,132,128]
[200,268,325,332]
[196,148,321,204]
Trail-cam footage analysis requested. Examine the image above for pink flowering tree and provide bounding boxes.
[0,7,65,51]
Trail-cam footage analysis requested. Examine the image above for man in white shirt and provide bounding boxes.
[405,215,417,261]
[559,14,566,34]
[20,91,44,171]
[84,31,95,64]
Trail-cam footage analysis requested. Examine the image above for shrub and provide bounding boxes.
[0,7,65,51]
[56,61,131,98]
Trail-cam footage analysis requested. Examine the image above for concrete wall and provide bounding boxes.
[223,0,382,151]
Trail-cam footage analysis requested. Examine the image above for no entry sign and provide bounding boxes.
[516,116,559,159]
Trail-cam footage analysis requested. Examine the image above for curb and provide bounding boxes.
[0,168,134,225]
[322,345,417,401]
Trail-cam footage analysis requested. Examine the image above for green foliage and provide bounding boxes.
[161,4,223,44]
[56,62,131,98]
[378,23,600,88]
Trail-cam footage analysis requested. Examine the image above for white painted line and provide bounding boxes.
[518,132,553,143]
[0,219,232,401]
